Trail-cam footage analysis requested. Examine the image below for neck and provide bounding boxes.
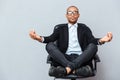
[68,22,77,25]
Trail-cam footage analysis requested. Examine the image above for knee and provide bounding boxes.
[46,42,54,51]
[46,42,57,52]
[88,43,98,52]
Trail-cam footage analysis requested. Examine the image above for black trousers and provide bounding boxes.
[46,42,98,70]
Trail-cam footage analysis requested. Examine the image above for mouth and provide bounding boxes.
[70,18,76,21]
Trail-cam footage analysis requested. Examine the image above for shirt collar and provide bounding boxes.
[68,23,78,28]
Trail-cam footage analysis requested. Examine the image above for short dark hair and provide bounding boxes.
[66,6,79,13]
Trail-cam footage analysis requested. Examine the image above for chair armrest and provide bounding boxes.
[92,54,100,74]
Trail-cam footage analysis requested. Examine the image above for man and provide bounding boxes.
[29,6,112,75]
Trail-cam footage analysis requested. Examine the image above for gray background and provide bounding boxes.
[0,0,120,80]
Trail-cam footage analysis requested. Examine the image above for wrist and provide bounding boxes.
[99,39,105,45]
[36,35,43,42]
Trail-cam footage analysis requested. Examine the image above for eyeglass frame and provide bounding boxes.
[66,11,79,16]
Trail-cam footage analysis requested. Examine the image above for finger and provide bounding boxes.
[108,32,113,41]
[109,32,113,39]
[29,29,35,37]
[108,32,112,35]
[107,32,112,38]
[107,33,109,36]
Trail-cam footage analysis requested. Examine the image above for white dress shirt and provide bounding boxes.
[65,23,82,55]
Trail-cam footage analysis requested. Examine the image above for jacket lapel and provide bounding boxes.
[64,24,69,48]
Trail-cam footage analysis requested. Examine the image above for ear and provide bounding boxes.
[78,13,80,17]
[65,14,68,18]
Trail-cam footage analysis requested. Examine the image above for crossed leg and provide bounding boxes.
[46,42,98,74]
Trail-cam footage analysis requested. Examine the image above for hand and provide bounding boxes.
[29,29,36,39]
[99,32,113,44]
[29,29,43,42]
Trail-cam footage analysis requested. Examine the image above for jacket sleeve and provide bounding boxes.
[85,26,100,45]
[43,25,60,43]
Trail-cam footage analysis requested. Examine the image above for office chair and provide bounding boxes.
[47,54,100,80]
[46,25,100,80]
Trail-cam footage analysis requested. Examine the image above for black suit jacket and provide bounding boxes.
[43,23,99,54]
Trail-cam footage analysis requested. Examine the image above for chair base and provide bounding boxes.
[71,79,76,80]
[53,74,95,80]
[54,78,76,80]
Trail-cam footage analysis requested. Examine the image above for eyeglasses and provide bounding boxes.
[67,11,79,15]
